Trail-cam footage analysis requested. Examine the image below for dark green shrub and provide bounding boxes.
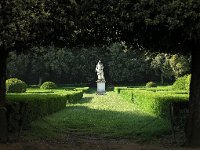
[66,91,83,103]
[6,90,84,132]
[146,81,157,88]
[55,90,83,103]
[40,81,57,89]
[120,89,189,119]
[172,74,191,91]
[7,94,66,128]
[6,78,27,93]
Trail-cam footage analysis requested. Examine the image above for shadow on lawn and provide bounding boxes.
[30,105,171,140]
[86,88,97,94]
[78,97,93,104]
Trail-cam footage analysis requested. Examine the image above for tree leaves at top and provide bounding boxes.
[76,0,200,52]
[0,0,77,53]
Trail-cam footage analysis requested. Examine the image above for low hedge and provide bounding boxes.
[119,89,135,103]
[57,87,90,93]
[6,90,83,133]
[114,87,127,94]
[120,89,189,119]
[73,87,90,93]
[7,94,66,128]
[55,90,83,103]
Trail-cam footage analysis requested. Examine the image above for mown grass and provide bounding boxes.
[24,90,171,140]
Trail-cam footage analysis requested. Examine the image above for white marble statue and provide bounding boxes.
[95,60,105,81]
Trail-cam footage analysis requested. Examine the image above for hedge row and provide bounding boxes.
[56,90,84,103]
[71,87,90,93]
[119,89,189,119]
[172,74,191,92]
[114,87,128,94]
[6,91,83,133]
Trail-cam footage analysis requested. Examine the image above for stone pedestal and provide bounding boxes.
[96,80,106,95]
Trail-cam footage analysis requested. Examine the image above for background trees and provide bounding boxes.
[169,54,191,79]
[7,44,191,85]
[151,53,174,84]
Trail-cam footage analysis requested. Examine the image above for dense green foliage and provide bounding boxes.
[106,43,150,83]
[169,54,191,79]
[7,45,190,84]
[2,0,199,54]
[151,53,173,84]
[6,78,27,93]
[72,0,200,54]
[146,81,157,88]
[7,94,66,126]
[1,0,199,145]
[6,89,83,133]
[61,91,83,103]
[40,81,57,89]
[172,74,191,91]
[26,88,84,104]
[119,88,189,119]
[0,0,77,52]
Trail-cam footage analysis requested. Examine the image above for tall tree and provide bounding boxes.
[119,0,200,146]
[0,0,77,141]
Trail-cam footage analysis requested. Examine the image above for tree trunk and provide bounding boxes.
[161,73,164,85]
[38,76,43,86]
[0,49,8,142]
[186,44,200,147]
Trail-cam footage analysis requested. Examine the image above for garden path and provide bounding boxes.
[0,91,190,150]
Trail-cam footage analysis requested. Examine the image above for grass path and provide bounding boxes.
[26,91,170,140]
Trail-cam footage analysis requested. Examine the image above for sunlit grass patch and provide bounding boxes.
[24,91,171,140]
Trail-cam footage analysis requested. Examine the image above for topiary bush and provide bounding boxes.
[146,81,157,88]
[6,78,27,93]
[40,81,57,89]
[172,74,191,92]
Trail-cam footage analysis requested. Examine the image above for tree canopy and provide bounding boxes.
[1,0,200,51]
[78,0,200,51]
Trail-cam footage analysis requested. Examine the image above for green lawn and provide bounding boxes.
[24,90,171,140]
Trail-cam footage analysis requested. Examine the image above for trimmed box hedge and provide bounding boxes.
[114,87,127,94]
[74,87,90,93]
[55,90,83,103]
[6,90,83,133]
[120,89,189,119]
